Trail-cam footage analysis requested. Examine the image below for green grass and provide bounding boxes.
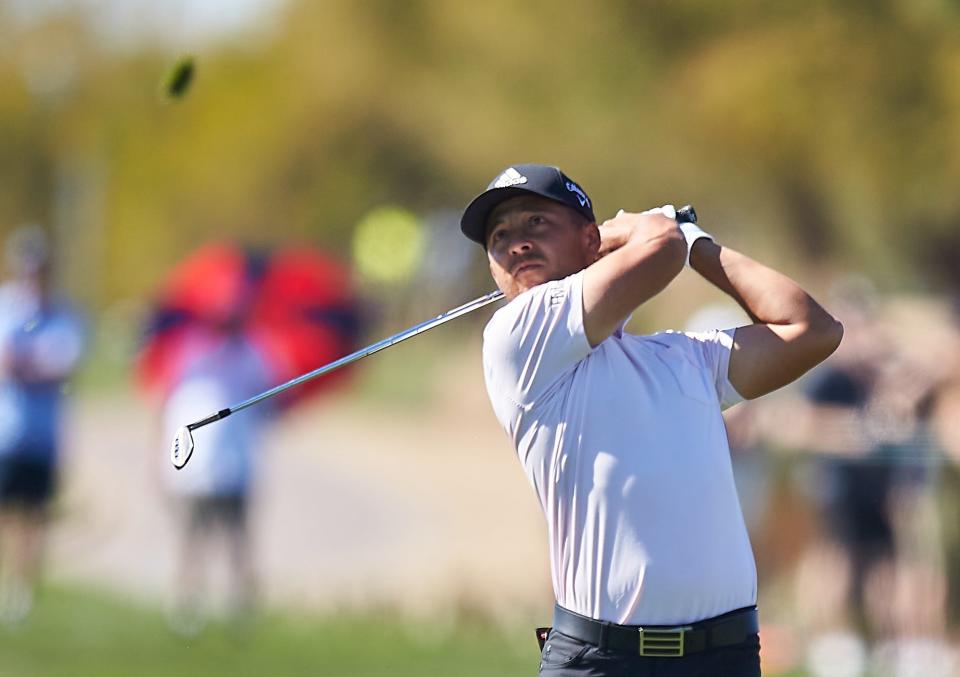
[0,586,535,677]
[0,585,818,676]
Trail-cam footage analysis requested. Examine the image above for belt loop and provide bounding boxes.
[598,621,609,650]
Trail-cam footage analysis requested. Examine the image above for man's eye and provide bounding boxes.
[529,215,544,226]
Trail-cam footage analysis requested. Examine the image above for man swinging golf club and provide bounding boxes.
[461,164,843,676]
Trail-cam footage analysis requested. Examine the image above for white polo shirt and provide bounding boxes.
[482,270,755,626]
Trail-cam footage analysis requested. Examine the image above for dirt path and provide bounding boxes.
[46,339,553,621]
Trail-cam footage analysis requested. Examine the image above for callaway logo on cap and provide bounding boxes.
[565,181,590,208]
[460,163,596,246]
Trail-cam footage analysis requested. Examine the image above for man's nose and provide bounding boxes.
[508,236,533,255]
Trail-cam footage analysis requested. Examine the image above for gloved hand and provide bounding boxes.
[616,204,712,266]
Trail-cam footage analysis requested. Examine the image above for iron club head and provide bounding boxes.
[171,426,195,469]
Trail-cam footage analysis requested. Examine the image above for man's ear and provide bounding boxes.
[584,222,601,260]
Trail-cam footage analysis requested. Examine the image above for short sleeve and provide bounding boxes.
[681,328,745,410]
[482,272,592,408]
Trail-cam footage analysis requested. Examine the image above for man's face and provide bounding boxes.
[485,195,599,300]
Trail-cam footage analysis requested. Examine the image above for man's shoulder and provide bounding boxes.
[483,274,583,339]
[481,273,592,408]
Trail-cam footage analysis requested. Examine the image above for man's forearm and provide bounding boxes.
[688,237,843,398]
[584,210,686,347]
[689,239,835,330]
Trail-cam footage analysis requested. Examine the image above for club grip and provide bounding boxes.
[676,205,697,224]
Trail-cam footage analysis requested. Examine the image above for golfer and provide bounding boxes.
[460,164,843,676]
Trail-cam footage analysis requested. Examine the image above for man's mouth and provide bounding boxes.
[513,260,543,276]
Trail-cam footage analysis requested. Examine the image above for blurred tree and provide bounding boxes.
[0,0,957,312]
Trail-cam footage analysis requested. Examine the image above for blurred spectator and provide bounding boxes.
[779,276,952,674]
[138,243,361,634]
[0,226,84,626]
[932,299,960,632]
[161,332,272,635]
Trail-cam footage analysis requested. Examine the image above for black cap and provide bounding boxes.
[460,164,596,246]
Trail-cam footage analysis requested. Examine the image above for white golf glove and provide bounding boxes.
[678,219,713,267]
[619,204,677,219]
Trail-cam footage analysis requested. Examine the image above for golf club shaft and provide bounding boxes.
[187,289,504,431]
[185,204,697,433]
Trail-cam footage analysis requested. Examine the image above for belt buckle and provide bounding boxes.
[638,625,691,657]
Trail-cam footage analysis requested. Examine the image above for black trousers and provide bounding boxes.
[0,456,56,507]
[538,628,761,676]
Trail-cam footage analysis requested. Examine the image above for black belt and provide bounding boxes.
[551,604,759,658]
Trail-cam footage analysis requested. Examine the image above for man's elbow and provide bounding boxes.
[810,313,844,361]
[827,317,844,355]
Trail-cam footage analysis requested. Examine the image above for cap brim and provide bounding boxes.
[460,186,542,246]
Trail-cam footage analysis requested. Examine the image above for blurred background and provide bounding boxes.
[1,0,959,675]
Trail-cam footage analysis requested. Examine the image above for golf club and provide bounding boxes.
[171,204,698,469]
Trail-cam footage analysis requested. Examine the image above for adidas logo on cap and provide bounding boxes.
[492,167,528,189]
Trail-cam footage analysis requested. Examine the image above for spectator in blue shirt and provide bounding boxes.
[0,226,84,625]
